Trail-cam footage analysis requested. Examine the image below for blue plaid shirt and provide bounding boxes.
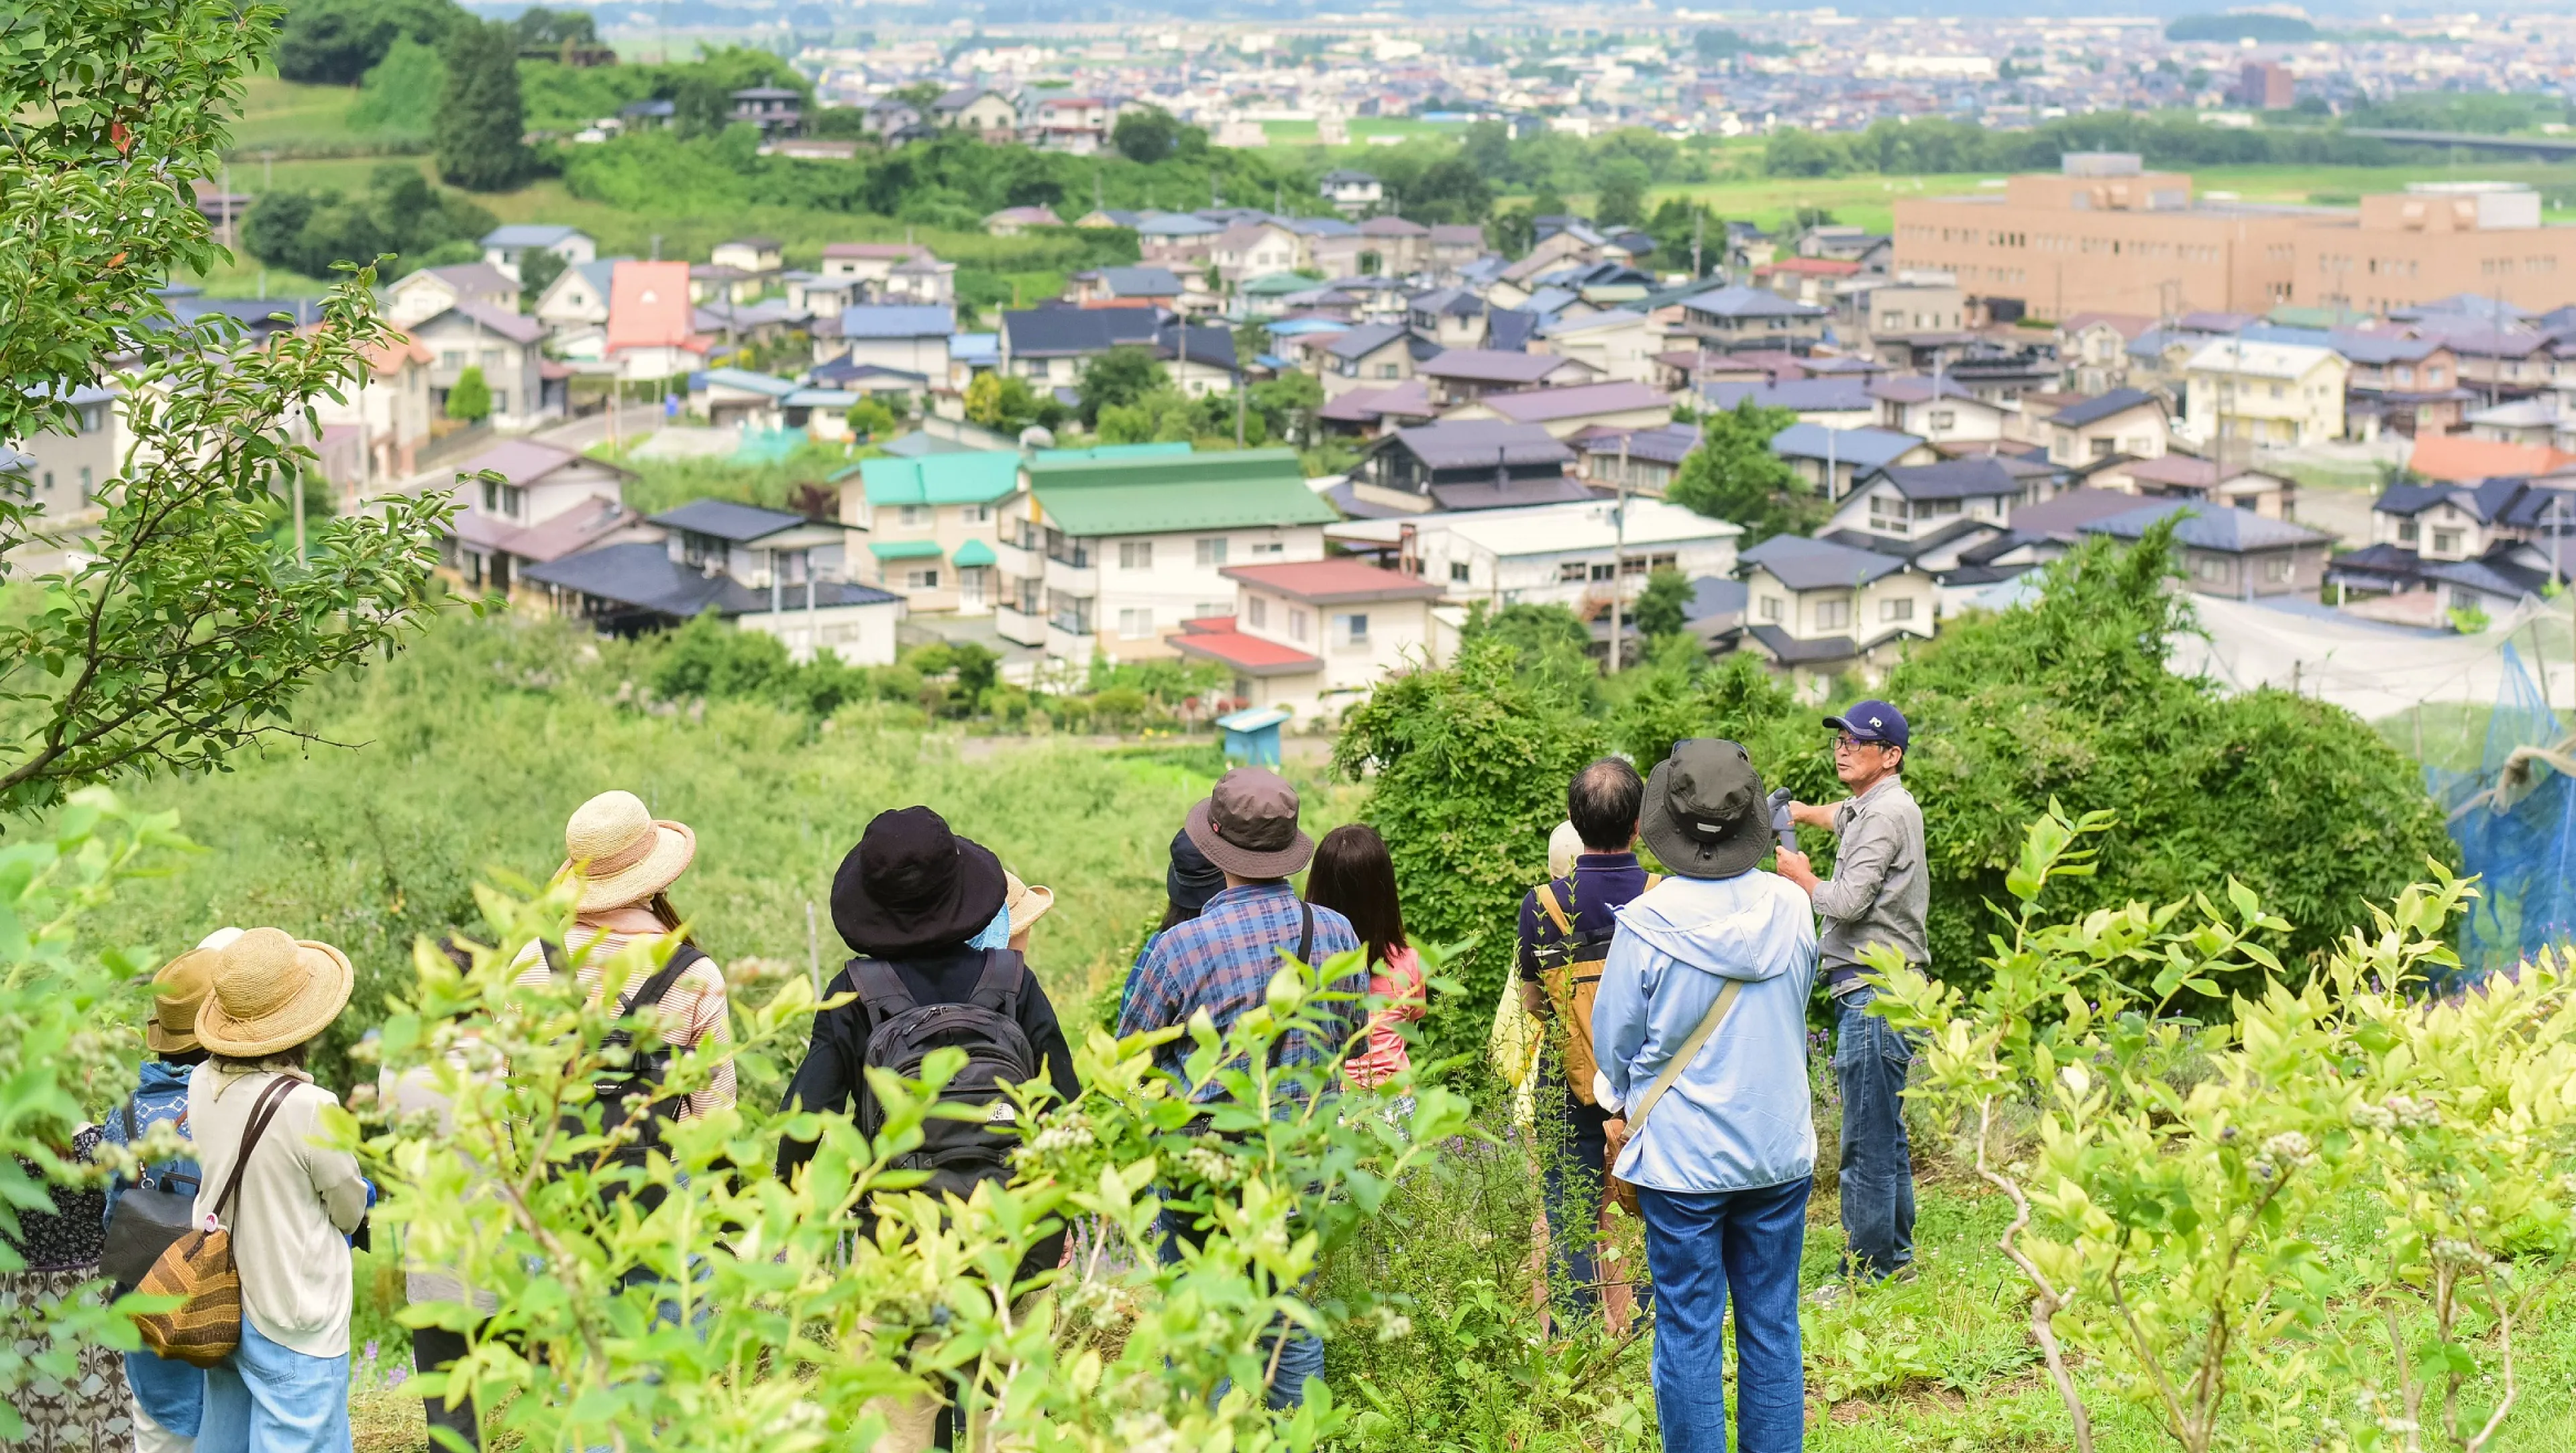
[1117,881,1364,1097]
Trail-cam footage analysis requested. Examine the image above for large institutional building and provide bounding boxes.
[1893,153,2576,321]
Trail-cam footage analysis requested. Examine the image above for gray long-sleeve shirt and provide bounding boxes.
[1814,775,1928,987]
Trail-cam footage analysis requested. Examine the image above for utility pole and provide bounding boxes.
[1692,205,1703,279]
[1609,436,1630,672]
[1234,349,1247,447]
[650,233,661,261]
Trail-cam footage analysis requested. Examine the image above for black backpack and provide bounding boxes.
[851,951,1041,1203]
[551,940,708,1208]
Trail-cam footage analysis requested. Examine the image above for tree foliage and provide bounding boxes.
[1666,399,1819,545]
[1075,345,1169,428]
[274,0,460,84]
[1629,566,1695,643]
[445,364,492,422]
[241,162,496,281]
[435,18,533,192]
[1112,105,1185,164]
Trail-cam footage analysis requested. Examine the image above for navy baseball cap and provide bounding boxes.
[1825,699,1909,748]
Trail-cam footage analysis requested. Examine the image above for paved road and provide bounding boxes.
[534,403,666,453]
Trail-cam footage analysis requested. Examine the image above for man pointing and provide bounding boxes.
[1772,698,1927,1285]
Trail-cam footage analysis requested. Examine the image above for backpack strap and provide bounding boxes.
[847,959,920,1019]
[1644,873,1665,892]
[211,1076,301,1227]
[616,943,706,1019]
[121,1095,138,1146]
[965,950,1026,1019]
[1296,902,1313,967]
[1533,881,1575,939]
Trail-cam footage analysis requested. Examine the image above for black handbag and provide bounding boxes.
[101,1097,201,1291]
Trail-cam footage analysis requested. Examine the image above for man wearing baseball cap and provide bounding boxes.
[1773,698,1927,1287]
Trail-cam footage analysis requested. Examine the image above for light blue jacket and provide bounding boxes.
[1591,871,1819,1195]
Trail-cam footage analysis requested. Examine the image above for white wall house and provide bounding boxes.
[1171,558,1449,721]
[1326,498,1743,615]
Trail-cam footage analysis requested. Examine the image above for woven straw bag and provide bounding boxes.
[132,1076,298,1368]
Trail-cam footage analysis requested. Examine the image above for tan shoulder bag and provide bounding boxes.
[132,1075,299,1368]
[1534,874,1661,1106]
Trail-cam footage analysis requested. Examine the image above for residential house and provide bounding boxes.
[1737,534,1938,674]
[827,305,957,378]
[1171,559,1449,720]
[603,260,706,381]
[1408,288,1488,349]
[1155,321,1240,397]
[2046,388,2171,466]
[384,262,519,327]
[2122,453,2298,517]
[1210,221,1303,288]
[1025,94,1118,153]
[1321,168,1383,215]
[1443,380,1674,441]
[1137,213,1226,266]
[689,263,761,307]
[534,258,619,339]
[2182,338,2349,448]
[1068,266,1185,309]
[689,367,800,429]
[1326,498,1741,619]
[480,224,597,284]
[411,303,556,429]
[1349,420,1588,513]
[1826,455,2056,545]
[710,237,784,277]
[2081,500,2332,599]
[1356,217,1430,277]
[2057,313,2157,394]
[1677,285,1829,352]
[1870,376,2010,445]
[782,272,863,318]
[1754,256,1863,307]
[984,206,1065,237]
[436,439,639,599]
[1318,322,1426,397]
[818,242,935,289]
[729,85,802,137]
[2406,433,2576,483]
[1702,377,1878,430]
[1415,348,1597,408]
[1532,310,1656,385]
[845,449,1020,613]
[1316,379,1438,440]
[1574,423,1701,495]
[861,99,923,138]
[2330,479,2576,613]
[449,493,650,610]
[527,507,902,663]
[2330,330,2468,439]
[1770,423,1939,500]
[934,88,1021,141]
[2465,398,2568,447]
[1427,225,1487,278]
[2,384,117,538]
[883,252,957,305]
[306,329,434,498]
[993,447,1340,664]
[998,307,1161,390]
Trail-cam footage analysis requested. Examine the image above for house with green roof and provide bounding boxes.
[841,448,1022,614]
[994,446,1340,665]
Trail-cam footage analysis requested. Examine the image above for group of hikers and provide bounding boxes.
[1,696,1925,1453]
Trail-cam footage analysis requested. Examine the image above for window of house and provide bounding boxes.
[961,503,991,525]
[1882,596,1914,623]
[1118,608,1152,637]
[1339,613,1369,645]
[1928,409,1955,431]
[898,505,932,527]
[442,350,465,370]
[1558,561,1589,583]
[2264,555,2294,583]
[1377,364,1400,379]
[1250,541,1285,557]
[2398,520,2420,545]
[1195,537,1228,566]
[904,568,941,590]
[2269,383,2284,400]
[77,467,92,502]
[1589,562,1615,582]
[1120,541,1153,570]
[1815,597,1851,630]
[2090,438,2114,460]
[1760,596,1783,622]
[1649,553,1678,570]
[2432,529,2461,554]
[2193,554,2229,583]
[1289,608,1309,642]
[1195,601,1228,621]
[2450,586,2480,611]
[1247,595,1268,629]
[1450,560,1471,584]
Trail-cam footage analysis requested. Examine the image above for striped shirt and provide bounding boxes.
[513,925,737,1118]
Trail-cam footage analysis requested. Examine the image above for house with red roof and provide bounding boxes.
[605,260,708,381]
[2408,433,2576,484]
[1171,557,1448,721]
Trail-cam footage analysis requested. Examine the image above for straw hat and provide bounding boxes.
[145,927,244,1055]
[559,790,697,912]
[1004,870,1055,937]
[194,927,354,1059]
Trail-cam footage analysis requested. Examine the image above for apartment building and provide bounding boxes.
[842,450,1018,614]
[1171,558,1448,720]
[2296,184,2576,317]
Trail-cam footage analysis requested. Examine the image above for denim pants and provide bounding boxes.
[1540,1061,1615,1322]
[1155,1204,1324,1409]
[1833,986,1916,1281]
[197,1317,354,1453]
[1635,1178,1812,1453]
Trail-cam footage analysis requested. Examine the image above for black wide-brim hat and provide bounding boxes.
[831,806,1009,957]
[1639,739,1772,881]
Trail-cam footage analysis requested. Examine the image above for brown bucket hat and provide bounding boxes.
[1183,767,1315,879]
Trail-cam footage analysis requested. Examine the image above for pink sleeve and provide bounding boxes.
[1372,946,1427,1022]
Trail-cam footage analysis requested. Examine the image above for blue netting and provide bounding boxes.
[732,427,803,464]
[2426,643,2576,975]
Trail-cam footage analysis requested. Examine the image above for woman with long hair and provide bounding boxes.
[1303,823,1425,1101]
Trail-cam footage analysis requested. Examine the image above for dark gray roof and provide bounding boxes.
[1410,286,1484,318]
[1419,348,1570,384]
[647,499,810,542]
[1680,284,1827,321]
[1701,378,1872,413]
[1387,421,1574,470]
[1871,456,2048,502]
[1684,576,1748,623]
[1326,322,1410,362]
[1428,478,1597,510]
[1747,624,1860,664]
[1739,533,1908,590]
[2048,388,2161,429]
[2079,501,2331,553]
[1486,309,1540,352]
[1770,423,1922,470]
[1091,266,1183,297]
[1579,423,1701,467]
[1157,322,1236,370]
[525,542,898,618]
[1002,307,1159,357]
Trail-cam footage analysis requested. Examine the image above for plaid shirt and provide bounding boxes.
[1117,881,1364,1097]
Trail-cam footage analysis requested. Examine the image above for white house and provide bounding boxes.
[1326,498,1743,615]
[826,305,955,377]
[1171,557,1449,720]
[1530,309,1657,385]
[1870,376,2010,445]
[1320,168,1384,216]
[480,224,597,284]
[1737,533,1937,676]
[385,262,520,327]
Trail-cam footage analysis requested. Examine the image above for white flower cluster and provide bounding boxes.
[1182,1145,1241,1186]
[2249,1130,2316,1183]
[2430,1236,2496,1271]
[2350,1093,2442,1134]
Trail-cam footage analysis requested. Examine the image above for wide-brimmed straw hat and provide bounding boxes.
[559,790,697,912]
[194,927,354,1058]
[1004,870,1055,936]
[146,928,242,1055]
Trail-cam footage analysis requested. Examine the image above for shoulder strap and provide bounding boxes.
[1643,873,1665,891]
[121,1095,138,1146]
[1296,902,1313,967]
[616,943,706,1018]
[965,949,1026,1017]
[1534,881,1574,938]
[848,959,919,1018]
[213,1076,301,1224]
[1625,979,1745,1138]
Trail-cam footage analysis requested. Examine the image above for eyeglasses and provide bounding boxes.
[1833,735,1882,754]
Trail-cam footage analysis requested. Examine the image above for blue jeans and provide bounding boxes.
[1636,1178,1812,1453]
[1833,986,1916,1281]
[197,1317,353,1453]
[1156,1205,1324,1409]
